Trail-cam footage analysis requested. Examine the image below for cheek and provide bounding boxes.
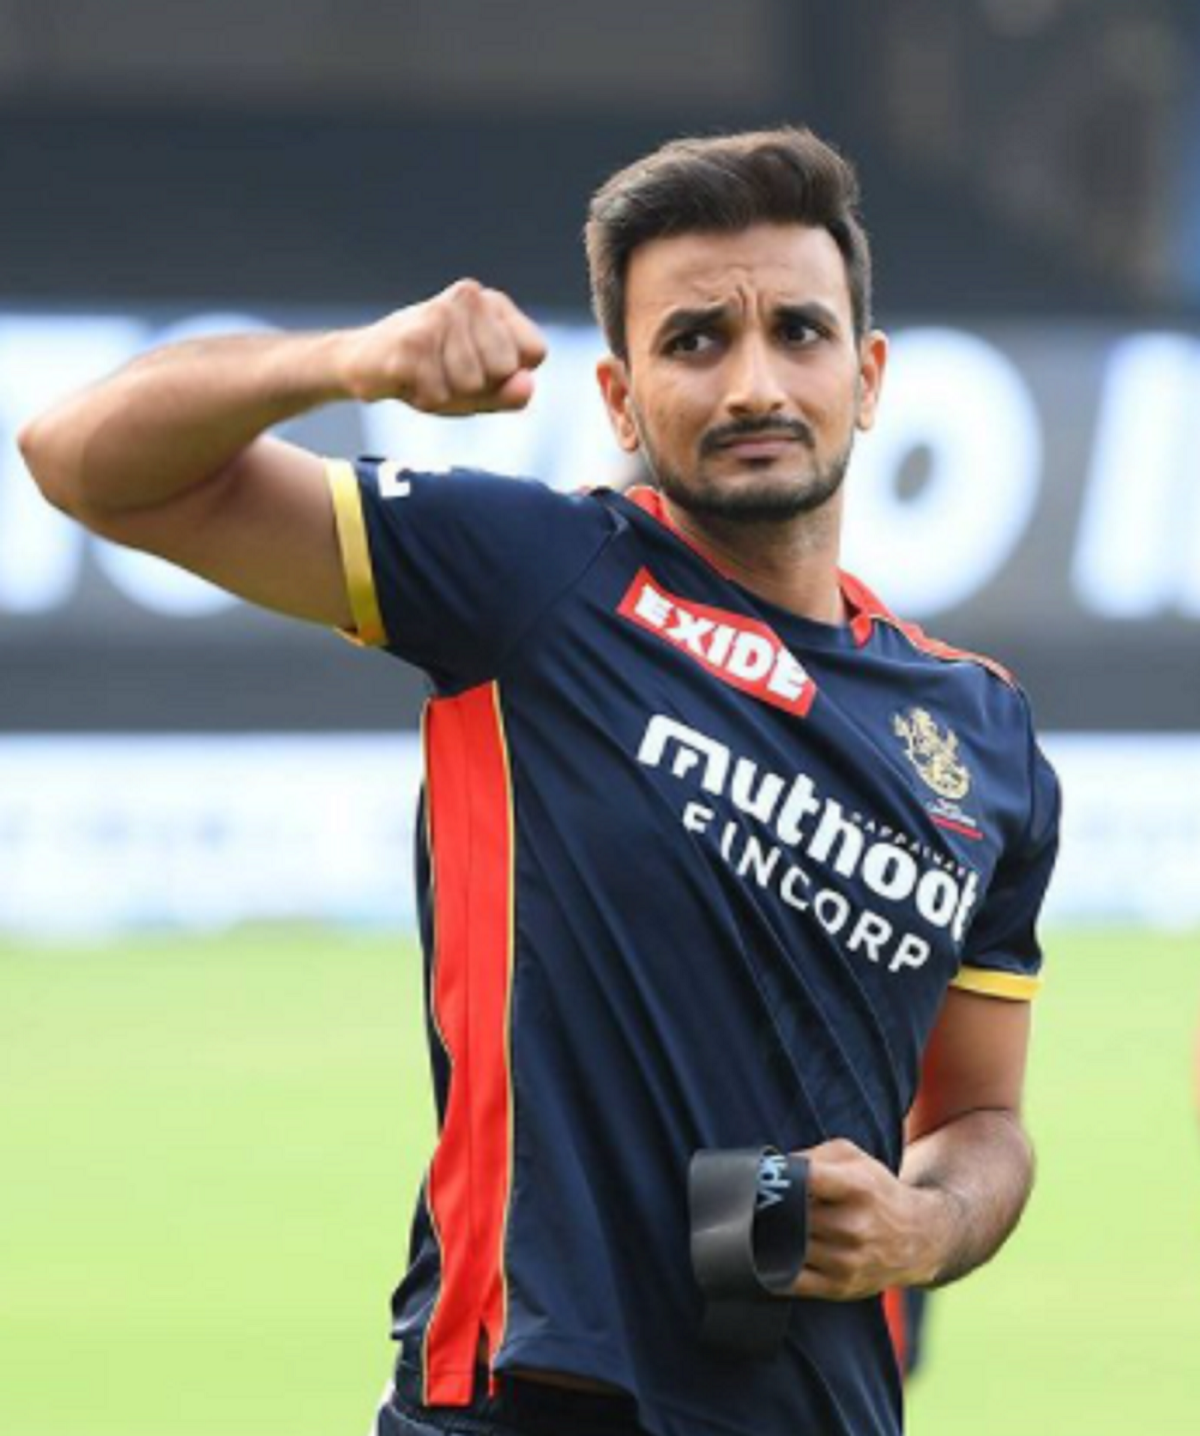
[810,374,861,432]
[648,385,707,441]
[650,409,701,461]
[633,389,682,444]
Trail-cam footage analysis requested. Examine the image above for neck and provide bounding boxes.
[662,494,846,625]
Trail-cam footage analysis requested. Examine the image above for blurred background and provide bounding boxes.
[1,1,1198,1433]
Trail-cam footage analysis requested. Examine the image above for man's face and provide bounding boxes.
[598,223,886,525]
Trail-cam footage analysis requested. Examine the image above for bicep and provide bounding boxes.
[907,988,1031,1142]
[86,436,352,628]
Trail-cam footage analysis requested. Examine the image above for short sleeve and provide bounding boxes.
[952,718,1061,1002]
[326,457,616,691]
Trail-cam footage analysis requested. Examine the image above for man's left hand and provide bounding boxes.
[790,1138,943,1301]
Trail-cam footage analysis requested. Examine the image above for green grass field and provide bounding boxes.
[2,927,1198,1435]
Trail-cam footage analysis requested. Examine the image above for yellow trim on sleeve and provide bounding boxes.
[325,458,388,647]
[951,966,1042,1001]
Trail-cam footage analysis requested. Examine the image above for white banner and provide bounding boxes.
[0,732,1196,936]
[0,735,423,934]
[1040,732,1200,929]
[5,309,1200,626]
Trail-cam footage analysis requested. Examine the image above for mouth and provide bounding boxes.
[714,436,801,462]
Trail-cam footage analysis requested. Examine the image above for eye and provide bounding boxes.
[664,328,718,357]
[778,314,824,347]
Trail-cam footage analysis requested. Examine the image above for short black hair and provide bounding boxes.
[585,126,873,359]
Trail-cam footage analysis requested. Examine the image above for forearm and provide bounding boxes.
[20,283,547,534]
[899,1107,1034,1288]
[19,328,350,519]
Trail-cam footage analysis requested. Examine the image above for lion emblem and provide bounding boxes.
[892,708,971,801]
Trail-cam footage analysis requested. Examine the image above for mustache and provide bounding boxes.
[700,417,816,456]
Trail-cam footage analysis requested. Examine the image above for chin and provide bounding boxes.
[669,469,843,524]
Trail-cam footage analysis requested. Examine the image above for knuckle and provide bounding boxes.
[415,377,452,411]
[400,314,440,361]
[453,353,489,390]
[842,1218,870,1251]
[822,1254,854,1285]
[488,348,517,376]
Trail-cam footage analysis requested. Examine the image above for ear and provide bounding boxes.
[596,355,641,453]
[854,329,889,433]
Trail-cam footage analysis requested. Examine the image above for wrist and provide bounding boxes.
[322,326,376,404]
[328,315,419,405]
[899,1181,967,1288]
[259,328,360,412]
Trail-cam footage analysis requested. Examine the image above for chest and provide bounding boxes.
[501,548,1014,1001]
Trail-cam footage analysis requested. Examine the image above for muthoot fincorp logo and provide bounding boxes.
[637,713,982,974]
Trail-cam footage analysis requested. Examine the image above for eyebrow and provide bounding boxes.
[654,303,729,341]
[654,299,843,344]
[776,301,843,333]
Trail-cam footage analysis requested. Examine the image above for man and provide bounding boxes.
[20,127,1059,1436]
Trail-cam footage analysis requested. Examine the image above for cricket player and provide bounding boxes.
[20,127,1059,1436]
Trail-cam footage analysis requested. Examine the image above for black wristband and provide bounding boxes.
[688,1146,810,1358]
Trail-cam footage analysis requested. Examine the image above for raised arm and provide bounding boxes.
[793,987,1033,1299]
[17,281,546,625]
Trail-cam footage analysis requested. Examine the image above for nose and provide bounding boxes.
[724,333,788,417]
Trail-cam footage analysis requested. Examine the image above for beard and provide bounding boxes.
[633,411,854,525]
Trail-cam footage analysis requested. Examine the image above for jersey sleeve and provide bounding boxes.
[952,716,1061,1002]
[325,457,616,691]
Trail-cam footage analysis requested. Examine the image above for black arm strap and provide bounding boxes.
[688,1147,810,1358]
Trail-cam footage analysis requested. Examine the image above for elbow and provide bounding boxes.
[16,415,44,478]
[17,415,85,520]
[18,416,59,501]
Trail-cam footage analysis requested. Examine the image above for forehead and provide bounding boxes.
[624,222,853,335]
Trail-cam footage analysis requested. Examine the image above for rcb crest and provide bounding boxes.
[893,708,972,801]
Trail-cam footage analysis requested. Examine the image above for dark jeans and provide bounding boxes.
[375,1366,650,1436]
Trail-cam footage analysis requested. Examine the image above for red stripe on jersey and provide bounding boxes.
[422,683,516,1405]
[931,814,984,840]
[839,571,1016,687]
[882,1287,908,1376]
[623,486,738,577]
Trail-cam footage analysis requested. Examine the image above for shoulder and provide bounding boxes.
[348,458,614,517]
[336,459,623,561]
[841,569,1018,692]
[843,568,1059,838]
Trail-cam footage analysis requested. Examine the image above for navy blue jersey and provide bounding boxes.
[326,459,1060,1436]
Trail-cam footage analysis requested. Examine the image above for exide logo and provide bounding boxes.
[618,570,816,718]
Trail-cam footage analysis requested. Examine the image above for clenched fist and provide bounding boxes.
[790,1139,946,1301]
[338,280,548,415]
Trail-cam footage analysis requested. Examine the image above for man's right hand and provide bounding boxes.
[340,280,548,415]
[19,281,549,633]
